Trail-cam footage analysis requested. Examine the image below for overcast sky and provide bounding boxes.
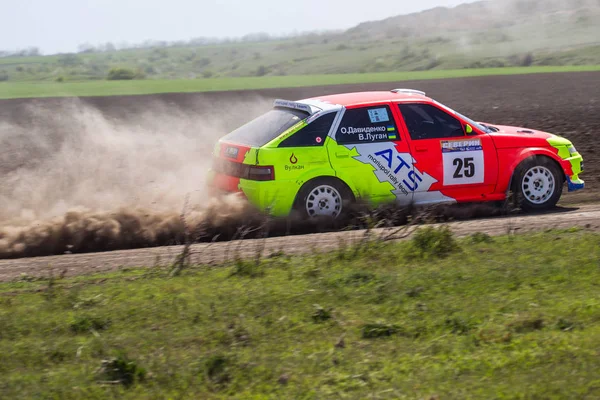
[3,0,475,54]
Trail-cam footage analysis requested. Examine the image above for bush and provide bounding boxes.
[0,72,8,82]
[204,355,231,385]
[98,352,146,387]
[410,226,458,258]
[311,304,332,323]
[55,76,64,82]
[107,67,145,80]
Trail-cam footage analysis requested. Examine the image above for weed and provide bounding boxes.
[556,318,580,332]
[69,315,111,334]
[508,315,545,333]
[311,304,333,323]
[204,354,231,385]
[410,226,458,258]
[361,323,403,339]
[445,317,476,335]
[470,232,494,244]
[97,352,146,387]
[344,271,376,285]
[229,258,265,278]
[406,286,425,298]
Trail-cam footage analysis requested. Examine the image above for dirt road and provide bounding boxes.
[1,203,598,282]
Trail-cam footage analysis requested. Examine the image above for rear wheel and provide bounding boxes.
[295,178,353,219]
[513,157,563,211]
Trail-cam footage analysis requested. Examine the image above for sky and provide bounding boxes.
[2,0,475,54]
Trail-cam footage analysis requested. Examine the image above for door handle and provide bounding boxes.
[335,152,350,158]
[415,146,428,153]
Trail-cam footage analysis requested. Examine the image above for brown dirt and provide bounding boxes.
[0,71,598,267]
[1,204,598,282]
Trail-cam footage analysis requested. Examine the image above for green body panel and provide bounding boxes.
[236,118,397,215]
[324,138,396,205]
[547,135,584,182]
[239,137,337,216]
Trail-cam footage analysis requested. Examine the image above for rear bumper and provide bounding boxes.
[206,169,243,196]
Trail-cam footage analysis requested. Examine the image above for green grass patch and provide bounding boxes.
[1,65,599,100]
[1,228,600,398]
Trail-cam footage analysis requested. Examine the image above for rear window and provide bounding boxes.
[221,107,309,147]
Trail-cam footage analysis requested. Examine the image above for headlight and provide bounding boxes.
[568,145,578,155]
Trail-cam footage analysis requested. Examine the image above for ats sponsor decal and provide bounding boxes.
[344,142,449,204]
[367,150,420,196]
[441,138,485,186]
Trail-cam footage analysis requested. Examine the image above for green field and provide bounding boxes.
[1,65,600,99]
[1,227,599,398]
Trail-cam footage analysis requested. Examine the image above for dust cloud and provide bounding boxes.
[0,97,271,258]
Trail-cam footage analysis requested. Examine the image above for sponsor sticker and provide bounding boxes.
[224,146,239,159]
[368,108,390,123]
[441,139,483,153]
[441,138,485,185]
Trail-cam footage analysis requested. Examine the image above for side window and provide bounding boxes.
[278,112,336,147]
[336,105,398,145]
[398,103,465,140]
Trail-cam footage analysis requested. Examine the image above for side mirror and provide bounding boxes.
[465,124,474,135]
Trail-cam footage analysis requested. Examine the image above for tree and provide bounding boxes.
[522,53,534,67]
[107,67,145,80]
[58,54,81,67]
[256,65,268,76]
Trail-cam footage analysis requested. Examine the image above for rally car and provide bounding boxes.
[208,89,584,218]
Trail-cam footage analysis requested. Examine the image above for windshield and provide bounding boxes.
[221,107,309,147]
[433,101,492,133]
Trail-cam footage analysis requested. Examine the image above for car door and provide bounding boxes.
[328,103,416,206]
[396,102,498,204]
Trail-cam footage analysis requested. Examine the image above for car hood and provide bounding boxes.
[480,123,572,149]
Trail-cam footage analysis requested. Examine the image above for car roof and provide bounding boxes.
[301,90,432,108]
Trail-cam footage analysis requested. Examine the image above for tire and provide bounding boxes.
[294,178,354,219]
[512,157,563,211]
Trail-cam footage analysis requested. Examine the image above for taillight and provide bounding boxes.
[246,165,275,181]
[213,157,274,181]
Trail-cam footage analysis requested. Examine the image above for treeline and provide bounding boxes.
[0,47,42,58]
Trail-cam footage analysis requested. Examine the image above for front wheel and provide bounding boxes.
[513,157,563,211]
[294,178,353,219]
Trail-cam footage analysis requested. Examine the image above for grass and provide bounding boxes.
[1,228,600,398]
[1,65,600,100]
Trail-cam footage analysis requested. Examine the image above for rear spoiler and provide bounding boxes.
[273,99,314,114]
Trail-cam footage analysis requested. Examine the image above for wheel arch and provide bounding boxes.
[505,149,565,196]
[292,175,356,209]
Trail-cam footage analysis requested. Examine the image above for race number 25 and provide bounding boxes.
[442,139,484,186]
[453,157,475,179]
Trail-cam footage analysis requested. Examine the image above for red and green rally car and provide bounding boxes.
[208,89,584,218]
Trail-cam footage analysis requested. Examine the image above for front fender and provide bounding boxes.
[497,147,570,194]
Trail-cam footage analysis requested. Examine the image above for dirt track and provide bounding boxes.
[0,204,599,282]
[0,71,599,276]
